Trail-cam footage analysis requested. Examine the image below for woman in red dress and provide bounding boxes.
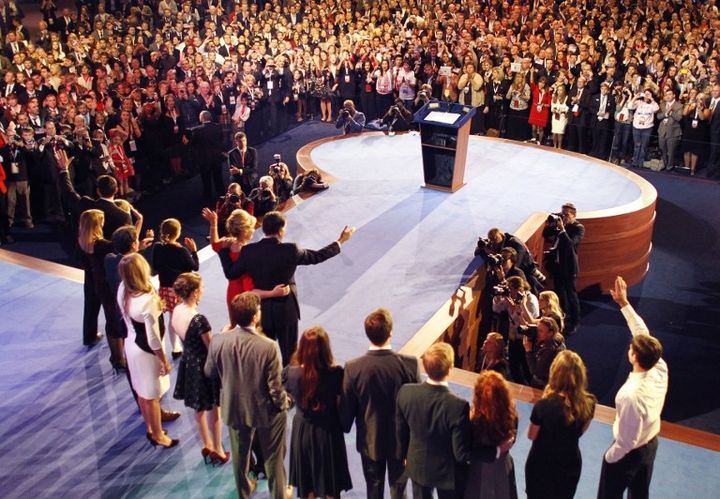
[528,76,552,145]
[202,207,288,324]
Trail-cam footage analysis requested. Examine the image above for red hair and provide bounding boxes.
[471,371,518,445]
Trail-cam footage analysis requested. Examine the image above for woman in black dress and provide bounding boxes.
[284,327,352,498]
[681,91,710,176]
[171,273,227,465]
[152,218,199,359]
[78,209,123,369]
[525,350,597,499]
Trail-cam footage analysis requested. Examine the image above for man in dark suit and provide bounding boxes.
[191,110,226,201]
[205,292,290,499]
[566,76,593,154]
[543,202,585,336]
[219,212,355,365]
[655,88,683,172]
[708,84,720,179]
[58,168,132,240]
[227,131,258,196]
[341,308,420,499]
[589,82,616,160]
[396,343,508,498]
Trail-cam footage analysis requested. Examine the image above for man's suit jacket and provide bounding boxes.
[396,382,494,490]
[191,121,225,165]
[543,221,585,277]
[227,146,258,193]
[568,85,593,126]
[589,92,616,128]
[219,237,341,322]
[59,170,132,239]
[204,326,289,428]
[341,350,420,461]
[656,101,683,139]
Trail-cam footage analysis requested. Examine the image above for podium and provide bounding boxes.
[414,102,476,192]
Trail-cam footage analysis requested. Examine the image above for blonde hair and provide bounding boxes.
[226,209,257,242]
[78,209,104,254]
[543,350,596,425]
[118,253,162,311]
[539,290,565,330]
[160,218,181,243]
[114,199,132,214]
[422,342,454,381]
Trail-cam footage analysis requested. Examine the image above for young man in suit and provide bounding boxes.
[204,292,290,499]
[219,211,355,365]
[191,110,227,201]
[227,131,258,196]
[396,343,510,499]
[655,88,683,171]
[589,82,616,160]
[341,308,420,499]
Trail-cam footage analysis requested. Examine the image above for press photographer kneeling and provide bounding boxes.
[249,175,278,217]
[267,154,294,203]
[381,99,414,133]
[335,100,366,135]
[292,168,329,195]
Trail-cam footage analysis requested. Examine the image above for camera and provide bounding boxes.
[518,324,538,341]
[546,213,563,233]
[340,108,351,118]
[228,193,241,204]
[476,237,492,252]
[485,253,504,267]
[491,283,511,296]
[259,188,273,200]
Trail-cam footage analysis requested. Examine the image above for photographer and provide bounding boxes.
[492,275,539,384]
[523,316,567,389]
[216,183,254,237]
[292,167,329,195]
[335,99,366,135]
[543,203,585,336]
[249,175,278,217]
[628,89,659,168]
[381,99,414,133]
[477,227,545,293]
[414,84,437,109]
[267,155,293,203]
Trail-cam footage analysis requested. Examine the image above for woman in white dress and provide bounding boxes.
[550,84,570,149]
[118,253,178,449]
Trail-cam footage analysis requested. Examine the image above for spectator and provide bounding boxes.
[464,371,519,499]
[682,92,710,176]
[227,131,258,197]
[598,277,668,499]
[505,72,531,141]
[171,273,227,465]
[458,62,485,134]
[550,80,570,150]
[656,88,683,172]
[528,75,551,145]
[525,350,596,499]
[629,89,660,169]
[341,308,420,499]
[284,327,353,498]
[589,82,616,160]
[523,317,567,389]
[204,292,290,499]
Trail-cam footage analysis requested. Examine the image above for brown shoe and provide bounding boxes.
[160,409,181,422]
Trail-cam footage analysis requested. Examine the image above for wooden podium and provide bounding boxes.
[414,102,476,192]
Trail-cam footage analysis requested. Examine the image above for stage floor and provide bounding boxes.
[1,135,717,498]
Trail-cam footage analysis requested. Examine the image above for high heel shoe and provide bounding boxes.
[145,429,168,440]
[202,447,213,464]
[148,435,179,449]
[209,450,230,466]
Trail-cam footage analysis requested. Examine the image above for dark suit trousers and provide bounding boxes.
[82,270,102,345]
[200,161,225,200]
[597,437,658,499]
[261,307,298,367]
[361,454,408,499]
[553,272,580,330]
[658,134,680,169]
[229,411,287,499]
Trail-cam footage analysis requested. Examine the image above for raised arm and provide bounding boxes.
[610,276,650,337]
[296,225,355,265]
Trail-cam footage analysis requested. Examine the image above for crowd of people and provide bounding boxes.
[0,1,678,497]
[2,0,720,243]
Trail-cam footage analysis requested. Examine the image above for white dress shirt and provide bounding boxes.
[605,305,668,463]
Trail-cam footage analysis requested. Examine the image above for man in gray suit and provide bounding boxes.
[205,292,290,499]
[656,88,683,171]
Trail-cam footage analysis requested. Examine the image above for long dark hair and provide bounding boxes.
[292,326,334,411]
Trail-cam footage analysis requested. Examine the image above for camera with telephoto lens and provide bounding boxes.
[476,237,492,252]
[546,212,563,233]
[518,324,538,341]
[485,253,503,267]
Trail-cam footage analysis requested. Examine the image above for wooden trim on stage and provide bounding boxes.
[0,248,84,283]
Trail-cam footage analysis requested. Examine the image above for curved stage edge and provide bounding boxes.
[293,133,720,451]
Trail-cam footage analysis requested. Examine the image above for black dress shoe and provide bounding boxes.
[160,409,181,422]
[84,333,104,347]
